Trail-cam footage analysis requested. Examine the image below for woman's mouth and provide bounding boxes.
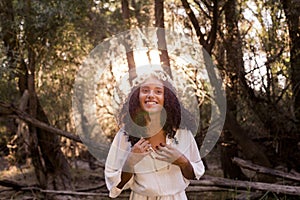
[145,101,158,105]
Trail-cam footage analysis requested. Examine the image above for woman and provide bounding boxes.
[105,70,205,199]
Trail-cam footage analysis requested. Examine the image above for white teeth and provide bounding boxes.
[146,102,157,105]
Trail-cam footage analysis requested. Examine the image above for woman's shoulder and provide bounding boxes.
[175,128,195,140]
[111,128,129,145]
[176,128,193,135]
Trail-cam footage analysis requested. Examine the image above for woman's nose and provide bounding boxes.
[147,90,155,97]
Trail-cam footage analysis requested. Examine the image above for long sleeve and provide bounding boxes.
[105,129,133,198]
[178,129,205,180]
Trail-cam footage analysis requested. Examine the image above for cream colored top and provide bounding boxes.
[104,128,205,198]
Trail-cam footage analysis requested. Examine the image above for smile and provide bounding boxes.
[145,101,158,105]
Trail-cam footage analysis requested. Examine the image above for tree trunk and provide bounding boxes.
[281,0,300,131]
[26,44,48,189]
[155,0,172,77]
[221,0,274,182]
[222,0,248,180]
[121,0,137,84]
[23,49,72,191]
[19,0,73,190]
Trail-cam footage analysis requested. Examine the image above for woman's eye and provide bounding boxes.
[141,88,149,93]
[155,90,163,94]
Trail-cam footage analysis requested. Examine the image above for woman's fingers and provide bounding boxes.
[139,140,150,152]
[155,145,171,158]
[136,138,150,148]
[155,144,183,164]
[159,142,166,147]
[156,143,171,154]
[140,140,150,149]
[136,137,145,145]
[132,138,150,153]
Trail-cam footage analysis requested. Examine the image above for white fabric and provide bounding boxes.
[105,129,205,199]
[129,190,187,200]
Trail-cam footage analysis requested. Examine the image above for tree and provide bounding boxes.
[121,0,137,84]
[155,0,172,77]
[281,0,300,132]
[179,0,300,179]
[0,0,104,190]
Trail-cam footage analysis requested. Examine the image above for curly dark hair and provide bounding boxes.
[118,76,196,146]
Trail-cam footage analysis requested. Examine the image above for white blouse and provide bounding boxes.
[105,129,205,199]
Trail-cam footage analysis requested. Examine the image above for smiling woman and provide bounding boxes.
[104,70,205,200]
[139,77,164,114]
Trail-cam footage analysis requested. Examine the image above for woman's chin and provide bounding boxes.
[139,133,152,138]
[145,108,162,114]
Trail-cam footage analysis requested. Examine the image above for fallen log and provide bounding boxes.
[21,187,111,197]
[186,186,236,192]
[232,157,300,182]
[0,179,28,190]
[1,175,299,196]
[235,192,263,200]
[190,175,300,196]
[75,182,106,192]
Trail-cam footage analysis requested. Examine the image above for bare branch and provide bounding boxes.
[207,0,219,52]
[181,0,208,50]
[193,0,211,19]
[0,102,82,143]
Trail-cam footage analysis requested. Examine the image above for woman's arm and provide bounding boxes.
[173,154,195,179]
[117,138,151,189]
[116,171,133,189]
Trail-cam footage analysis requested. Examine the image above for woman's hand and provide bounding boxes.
[124,138,151,171]
[155,143,195,179]
[154,143,186,166]
[131,138,151,154]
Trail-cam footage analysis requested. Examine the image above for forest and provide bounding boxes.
[0,0,299,199]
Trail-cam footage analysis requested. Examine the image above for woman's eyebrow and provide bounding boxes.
[141,84,163,88]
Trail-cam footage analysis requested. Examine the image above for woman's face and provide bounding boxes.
[139,77,164,113]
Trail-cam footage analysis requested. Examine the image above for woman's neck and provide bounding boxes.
[146,129,166,147]
[145,113,163,136]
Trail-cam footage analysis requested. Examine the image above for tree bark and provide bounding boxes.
[121,0,131,29]
[155,0,172,77]
[281,0,300,131]
[121,0,137,84]
[222,0,249,181]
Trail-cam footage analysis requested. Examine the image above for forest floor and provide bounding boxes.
[0,145,287,200]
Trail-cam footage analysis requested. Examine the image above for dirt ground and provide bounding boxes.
[0,145,271,200]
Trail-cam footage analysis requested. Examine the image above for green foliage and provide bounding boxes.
[0,0,126,129]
